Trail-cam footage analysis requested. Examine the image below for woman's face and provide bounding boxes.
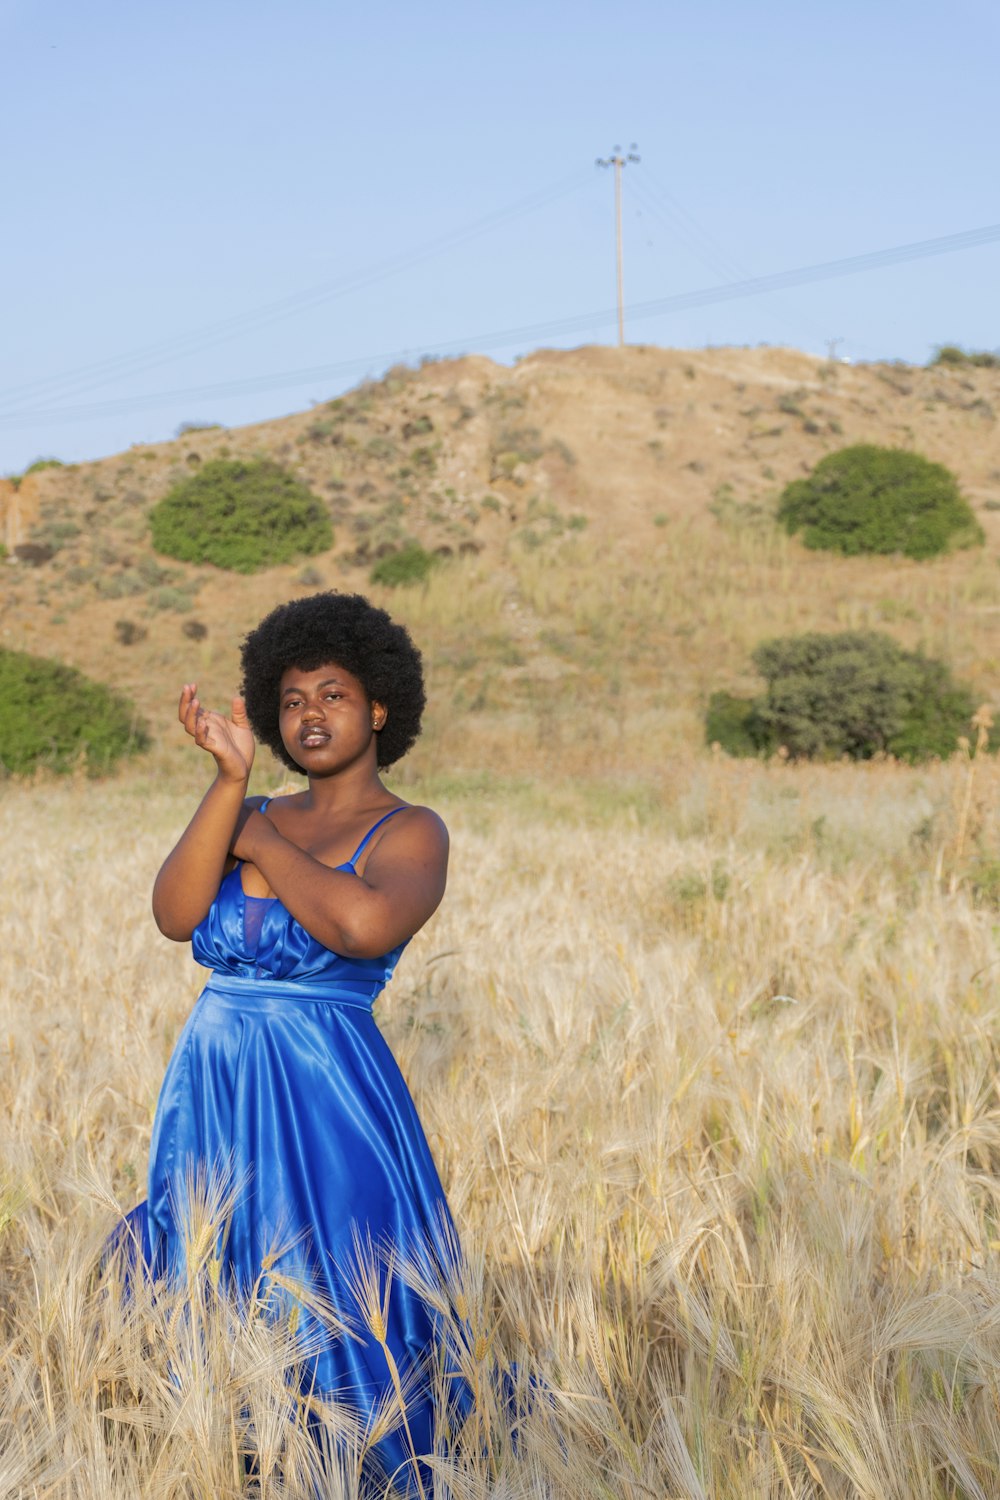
[278,662,386,775]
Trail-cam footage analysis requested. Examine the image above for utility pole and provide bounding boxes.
[596,144,639,346]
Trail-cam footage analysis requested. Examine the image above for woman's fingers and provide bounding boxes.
[198,709,227,745]
[175,686,250,775]
[180,688,215,747]
[182,695,204,740]
[179,686,219,748]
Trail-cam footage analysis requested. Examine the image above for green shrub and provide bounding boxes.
[402,415,434,440]
[491,426,544,473]
[369,542,439,588]
[24,457,64,476]
[148,585,195,612]
[705,691,774,756]
[13,543,53,566]
[150,459,332,573]
[777,444,983,559]
[707,631,978,763]
[97,569,146,599]
[410,444,439,475]
[114,620,147,646]
[931,345,1000,369]
[39,519,81,550]
[0,648,148,775]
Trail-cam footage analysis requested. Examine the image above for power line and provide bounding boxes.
[630,171,745,285]
[628,219,1000,320]
[630,169,876,354]
[0,168,593,414]
[2,218,998,431]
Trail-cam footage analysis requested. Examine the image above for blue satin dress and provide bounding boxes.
[127,805,462,1481]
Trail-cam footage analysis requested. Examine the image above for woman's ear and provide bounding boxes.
[371,702,387,732]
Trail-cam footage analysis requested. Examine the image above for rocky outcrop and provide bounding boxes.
[0,475,42,555]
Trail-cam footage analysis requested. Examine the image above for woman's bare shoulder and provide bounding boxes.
[388,802,448,837]
[361,802,448,871]
[252,789,311,823]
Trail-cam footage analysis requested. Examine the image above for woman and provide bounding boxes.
[130,591,463,1487]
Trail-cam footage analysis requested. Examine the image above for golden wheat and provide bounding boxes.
[3,753,1000,1496]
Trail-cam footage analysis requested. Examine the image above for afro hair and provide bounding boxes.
[240,592,425,771]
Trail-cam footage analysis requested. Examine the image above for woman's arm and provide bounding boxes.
[231,807,448,958]
[151,685,258,942]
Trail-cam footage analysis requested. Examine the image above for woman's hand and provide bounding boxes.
[178,684,256,784]
[153,695,259,941]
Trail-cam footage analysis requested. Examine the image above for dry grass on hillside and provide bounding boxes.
[3,345,1000,775]
[5,753,1000,1496]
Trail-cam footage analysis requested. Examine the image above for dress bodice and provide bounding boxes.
[190,807,407,997]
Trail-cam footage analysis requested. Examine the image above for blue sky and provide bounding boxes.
[2,0,997,472]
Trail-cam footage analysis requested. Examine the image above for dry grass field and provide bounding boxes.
[5,344,1000,1495]
[5,742,1000,1497]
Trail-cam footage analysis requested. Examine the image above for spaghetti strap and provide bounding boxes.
[259,796,272,813]
[345,806,407,868]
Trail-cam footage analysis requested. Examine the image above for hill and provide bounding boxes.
[2,344,1000,785]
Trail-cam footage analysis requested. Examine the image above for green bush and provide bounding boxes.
[150,459,332,573]
[402,415,434,440]
[490,426,545,482]
[0,649,149,775]
[148,585,196,613]
[24,457,64,476]
[931,345,1000,369]
[777,444,983,560]
[114,620,147,646]
[705,692,773,756]
[369,542,439,588]
[707,631,978,763]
